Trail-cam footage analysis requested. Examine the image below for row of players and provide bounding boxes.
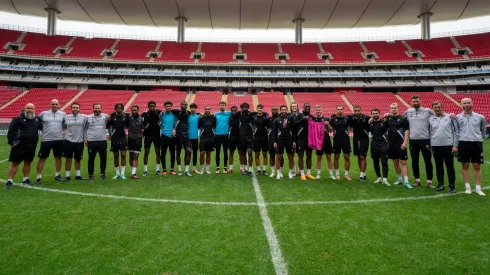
[5,96,486,195]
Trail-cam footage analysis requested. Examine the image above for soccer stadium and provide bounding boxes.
[0,0,489,274]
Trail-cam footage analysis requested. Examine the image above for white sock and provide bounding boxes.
[293,165,297,172]
[8,178,13,182]
[249,167,253,172]
[476,185,482,192]
[185,165,189,172]
[317,169,321,175]
[66,171,70,177]
[115,167,120,175]
[271,167,276,172]
[131,167,137,175]
[200,167,204,173]
[144,165,148,172]
[329,169,333,175]
[206,165,210,172]
[404,176,409,183]
[37,174,42,179]
[178,165,182,172]
[23,176,28,181]
[55,172,60,177]
[245,165,249,171]
[397,174,402,181]
[240,164,243,169]
[416,178,420,182]
[229,165,233,170]
[121,166,125,175]
[289,170,293,176]
[300,170,305,176]
[345,171,349,176]
[335,169,339,176]
[383,178,387,181]
[465,183,471,190]
[427,180,432,183]
[278,167,282,173]
[263,165,267,171]
[257,166,260,172]
[76,170,81,177]
[377,177,382,180]
[360,172,365,177]
[156,164,160,171]
[306,169,311,175]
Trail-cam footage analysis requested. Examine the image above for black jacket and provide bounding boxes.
[7,113,42,146]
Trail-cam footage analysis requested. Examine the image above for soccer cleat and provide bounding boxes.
[306,174,316,180]
[36,178,42,185]
[270,172,276,178]
[162,171,167,176]
[223,169,228,174]
[358,177,366,182]
[382,179,391,187]
[22,179,32,186]
[241,170,248,175]
[65,177,72,182]
[464,189,472,195]
[143,171,148,177]
[193,169,201,175]
[112,174,120,180]
[100,174,107,180]
[288,173,294,179]
[335,175,340,180]
[185,171,192,177]
[75,176,86,181]
[412,180,421,187]
[404,182,413,189]
[89,174,95,181]
[178,171,183,176]
[131,174,139,179]
[329,175,336,180]
[262,171,268,176]
[316,175,321,179]
[257,170,262,176]
[121,174,127,180]
[476,190,486,196]
[276,174,282,180]
[206,170,212,175]
[247,171,253,177]
[54,175,64,182]
[393,179,403,185]
[155,170,161,176]
[5,181,13,189]
[428,183,435,189]
[170,171,177,175]
[301,175,306,181]
[435,185,445,191]
[373,178,382,184]
[449,188,456,194]
[215,168,221,174]
[240,168,246,173]
[227,169,233,173]
[345,176,352,181]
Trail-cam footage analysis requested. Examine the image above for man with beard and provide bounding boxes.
[214,101,232,173]
[347,105,370,182]
[387,103,412,188]
[368,108,390,186]
[36,99,66,183]
[128,105,144,179]
[268,106,280,178]
[188,103,201,174]
[272,105,297,180]
[160,101,176,175]
[228,106,240,173]
[294,102,315,181]
[62,102,88,181]
[172,101,192,176]
[238,102,258,176]
[456,98,486,196]
[309,105,334,180]
[6,103,41,189]
[289,102,299,176]
[404,95,435,188]
[85,103,110,180]
[108,103,130,180]
[141,101,162,176]
[198,106,216,175]
[331,105,352,180]
[252,104,270,176]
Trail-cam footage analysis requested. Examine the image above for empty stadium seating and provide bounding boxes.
[242,43,279,63]
[457,33,490,58]
[0,88,23,108]
[0,88,79,118]
[17,33,71,56]
[193,91,222,112]
[281,43,323,63]
[201,43,237,63]
[451,93,490,119]
[156,42,198,62]
[74,90,134,114]
[293,92,347,115]
[344,92,409,115]
[322,42,364,63]
[227,93,253,110]
[405,38,460,60]
[398,92,461,114]
[127,91,187,111]
[65,37,116,59]
[0,29,22,53]
[114,39,157,61]
[257,92,286,111]
[362,41,415,62]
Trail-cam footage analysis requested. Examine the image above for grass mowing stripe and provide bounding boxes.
[252,175,288,275]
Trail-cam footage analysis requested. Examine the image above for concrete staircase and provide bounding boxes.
[340,94,354,112]
[61,90,87,111]
[252,94,259,111]
[395,94,411,108]
[123,92,139,110]
[0,90,30,111]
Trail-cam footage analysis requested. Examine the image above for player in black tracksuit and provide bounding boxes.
[228,106,240,173]
[238,102,258,176]
[272,105,297,179]
[267,107,279,177]
[172,102,192,175]
[347,106,370,182]
[198,107,216,175]
[368,108,390,186]
[386,103,411,188]
[6,104,42,188]
[108,103,130,179]
[331,105,352,180]
[294,103,315,180]
[252,104,270,176]
[141,101,162,176]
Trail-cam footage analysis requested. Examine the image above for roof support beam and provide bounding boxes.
[293,18,304,45]
[419,12,433,40]
[176,16,188,43]
[45,8,60,36]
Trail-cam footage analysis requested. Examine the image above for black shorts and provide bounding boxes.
[333,137,351,155]
[128,137,143,153]
[110,137,127,152]
[239,136,253,150]
[388,143,408,160]
[254,139,269,153]
[38,140,64,158]
[9,143,37,163]
[277,140,294,154]
[316,136,333,155]
[175,135,191,150]
[199,140,215,152]
[63,140,84,160]
[229,135,240,150]
[353,138,369,157]
[458,141,484,164]
[370,142,388,159]
[144,135,161,149]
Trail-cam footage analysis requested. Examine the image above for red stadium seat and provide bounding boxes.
[344,92,408,115]
[451,93,490,120]
[398,92,461,115]
[74,90,134,115]
[127,91,187,112]
[362,41,416,62]
[257,92,286,111]
[242,43,280,63]
[293,93,347,116]
[404,38,460,60]
[114,39,158,61]
[201,43,237,63]
[193,92,222,113]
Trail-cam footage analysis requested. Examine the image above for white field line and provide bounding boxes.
[252,175,288,275]
[485,161,490,164]
[0,159,9,163]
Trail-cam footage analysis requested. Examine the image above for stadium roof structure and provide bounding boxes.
[1,0,490,29]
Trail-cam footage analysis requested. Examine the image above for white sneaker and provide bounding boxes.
[178,171,182,176]
[276,173,282,180]
[292,171,297,177]
[270,172,276,178]
[288,173,294,179]
[329,175,336,180]
[316,175,321,179]
[206,171,211,175]
[373,178,382,184]
[476,190,486,196]
[465,189,472,195]
[382,179,391,186]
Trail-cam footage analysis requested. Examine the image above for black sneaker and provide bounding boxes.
[100,174,107,180]
[5,181,13,189]
[65,176,72,182]
[247,171,253,177]
[155,170,161,176]
[89,174,95,181]
[22,179,32,186]
[36,178,42,185]
[358,177,366,182]
[449,188,456,194]
[143,171,148,177]
[75,176,86,180]
[257,170,262,176]
[435,185,445,192]
[241,170,248,175]
[262,171,269,176]
[54,175,64,182]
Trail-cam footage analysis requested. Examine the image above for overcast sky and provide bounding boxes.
[1,11,490,42]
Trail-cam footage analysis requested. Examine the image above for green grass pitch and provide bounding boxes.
[0,136,489,274]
